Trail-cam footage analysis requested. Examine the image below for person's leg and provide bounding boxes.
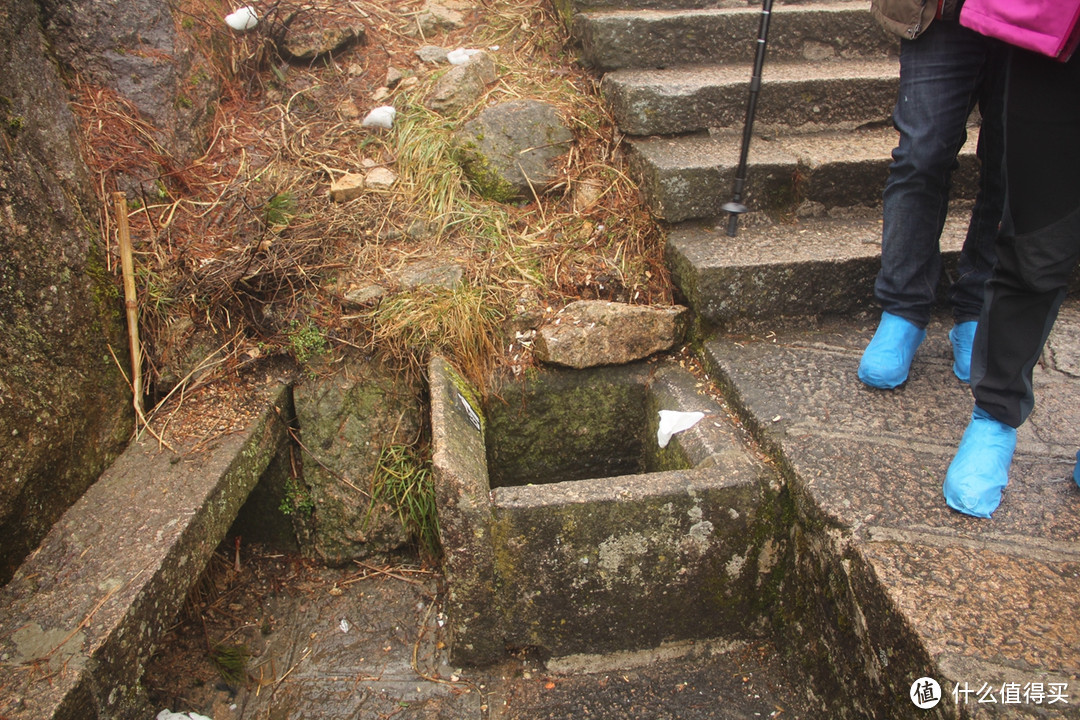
[947,38,1007,323]
[947,36,1008,382]
[973,49,1080,427]
[876,22,993,325]
[863,22,997,388]
[944,49,1080,518]
[945,210,1080,517]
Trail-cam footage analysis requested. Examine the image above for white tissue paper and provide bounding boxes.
[225,6,258,31]
[446,47,482,65]
[361,105,396,128]
[157,711,214,720]
[656,410,705,449]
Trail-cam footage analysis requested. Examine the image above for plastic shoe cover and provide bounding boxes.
[949,321,977,384]
[858,312,926,389]
[943,406,1017,518]
[1074,450,1080,489]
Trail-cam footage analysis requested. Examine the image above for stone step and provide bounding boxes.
[665,209,975,328]
[603,56,898,136]
[0,381,290,720]
[574,1,895,72]
[698,303,1080,717]
[559,0,838,18]
[627,123,980,222]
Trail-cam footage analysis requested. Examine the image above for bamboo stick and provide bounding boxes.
[112,192,144,423]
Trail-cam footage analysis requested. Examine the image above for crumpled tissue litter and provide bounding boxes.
[446,47,483,65]
[656,410,705,449]
[362,105,396,128]
[157,711,213,720]
[224,6,258,31]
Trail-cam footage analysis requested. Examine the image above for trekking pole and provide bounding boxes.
[722,0,774,237]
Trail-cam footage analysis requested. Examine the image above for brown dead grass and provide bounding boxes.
[75,0,671,404]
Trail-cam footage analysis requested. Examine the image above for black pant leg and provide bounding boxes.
[971,50,1080,427]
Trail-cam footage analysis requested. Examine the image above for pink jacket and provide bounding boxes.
[959,0,1080,60]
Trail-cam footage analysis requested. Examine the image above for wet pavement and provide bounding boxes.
[146,550,823,720]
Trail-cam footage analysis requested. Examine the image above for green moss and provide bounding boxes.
[485,368,648,487]
[5,114,24,137]
[444,362,485,432]
[279,475,314,516]
[452,142,520,204]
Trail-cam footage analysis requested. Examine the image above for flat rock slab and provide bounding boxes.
[702,303,1080,716]
[144,549,826,720]
[534,300,689,368]
[0,380,290,720]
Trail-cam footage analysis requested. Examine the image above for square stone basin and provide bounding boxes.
[430,356,786,666]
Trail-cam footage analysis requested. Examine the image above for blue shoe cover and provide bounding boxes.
[858,312,926,389]
[1074,450,1080,490]
[949,321,977,384]
[944,407,1017,518]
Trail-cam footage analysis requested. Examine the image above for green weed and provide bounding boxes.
[369,444,440,559]
[211,643,250,685]
[278,476,314,517]
[287,320,327,364]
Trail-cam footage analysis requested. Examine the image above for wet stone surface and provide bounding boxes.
[145,546,825,720]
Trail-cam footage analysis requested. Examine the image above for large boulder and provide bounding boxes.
[39,0,217,163]
[0,0,132,583]
[292,357,424,564]
[453,99,574,202]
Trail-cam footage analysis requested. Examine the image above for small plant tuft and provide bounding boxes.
[264,191,296,227]
[211,643,250,685]
[369,444,440,559]
[287,320,328,364]
[279,476,314,516]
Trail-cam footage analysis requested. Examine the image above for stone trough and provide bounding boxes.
[429,356,789,666]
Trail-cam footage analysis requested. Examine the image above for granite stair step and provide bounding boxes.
[603,56,899,136]
[559,0,839,17]
[574,1,895,72]
[697,303,1080,716]
[627,123,980,222]
[665,209,978,328]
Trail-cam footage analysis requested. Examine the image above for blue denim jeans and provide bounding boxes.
[875,19,1007,327]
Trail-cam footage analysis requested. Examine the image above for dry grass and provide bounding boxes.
[76,0,670,402]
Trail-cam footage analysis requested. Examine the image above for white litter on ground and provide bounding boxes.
[224,6,257,31]
[656,410,705,449]
[361,105,396,128]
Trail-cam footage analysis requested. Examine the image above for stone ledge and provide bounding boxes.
[0,382,291,720]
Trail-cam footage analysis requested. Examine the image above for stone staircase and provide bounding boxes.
[568,1,1080,718]
[572,0,983,326]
